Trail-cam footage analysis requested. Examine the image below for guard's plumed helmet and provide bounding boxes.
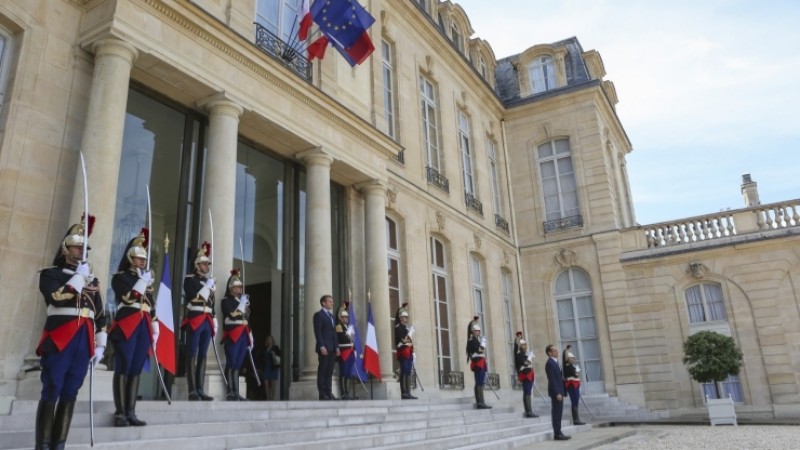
[514,331,525,354]
[126,227,149,264]
[395,302,409,324]
[195,241,211,267]
[468,316,481,334]
[61,213,95,256]
[338,301,350,319]
[227,268,243,289]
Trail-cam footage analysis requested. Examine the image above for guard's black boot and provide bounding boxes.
[407,374,418,399]
[523,394,538,418]
[225,368,236,401]
[474,385,481,408]
[126,375,147,426]
[477,386,492,409]
[51,401,75,450]
[195,357,213,401]
[231,370,246,401]
[186,356,200,401]
[113,373,129,426]
[400,375,412,399]
[572,406,586,425]
[35,400,56,450]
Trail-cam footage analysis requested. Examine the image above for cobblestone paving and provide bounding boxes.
[592,424,800,450]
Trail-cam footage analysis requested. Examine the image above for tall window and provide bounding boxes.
[387,217,402,371]
[470,255,486,332]
[420,75,441,171]
[487,140,503,217]
[530,55,556,94]
[431,237,452,372]
[556,268,604,393]
[703,375,744,403]
[686,283,727,324]
[256,0,305,52]
[450,22,463,52]
[501,271,515,381]
[414,0,430,14]
[381,40,397,140]
[458,111,475,196]
[0,28,13,109]
[538,139,580,222]
[478,55,487,79]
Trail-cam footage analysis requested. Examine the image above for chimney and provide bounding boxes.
[741,174,760,207]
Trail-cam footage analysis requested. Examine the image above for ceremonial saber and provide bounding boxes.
[79,151,95,446]
[146,185,172,404]
[208,209,228,386]
[240,238,261,387]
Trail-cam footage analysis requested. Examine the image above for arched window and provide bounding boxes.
[555,268,604,393]
[529,55,555,93]
[685,283,727,324]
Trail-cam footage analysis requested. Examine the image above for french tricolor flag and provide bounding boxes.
[154,252,177,375]
[364,302,381,381]
[298,0,312,41]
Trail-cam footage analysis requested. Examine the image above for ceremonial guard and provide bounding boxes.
[36,215,108,449]
[221,268,252,401]
[181,242,217,401]
[335,301,355,400]
[466,320,491,409]
[563,350,586,425]
[514,332,538,418]
[394,303,417,400]
[109,228,158,426]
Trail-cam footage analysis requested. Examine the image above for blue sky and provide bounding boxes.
[455,0,800,225]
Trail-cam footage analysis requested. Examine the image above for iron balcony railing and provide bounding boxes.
[254,23,312,82]
[465,193,483,215]
[438,370,465,390]
[426,166,450,193]
[392,149,405,164]
[495,214,509,233]
[544,214,583,233]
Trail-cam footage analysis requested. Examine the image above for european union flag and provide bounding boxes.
[311,0,375,49]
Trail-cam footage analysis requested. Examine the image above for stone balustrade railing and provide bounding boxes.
[634,199,800,250]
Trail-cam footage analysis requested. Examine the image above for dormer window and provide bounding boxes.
[478,55,487,79]
[530,55,556,93]
[450,21,463,52]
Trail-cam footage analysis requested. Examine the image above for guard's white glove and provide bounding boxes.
[407,326,415,339]
[248,331,255,349]
[66,273,85,294]
[575,365,582,374]
[76,262,92,283]
[236,294,249,312]
[527,351,535,362]
[151,321,160,347]
[212,318,218,336]
[413,352,417,363]
[346,325,355,337]
[132,268,153,296]
[205,278,216,291]
[480,337,487,348]
[92,330,107,368]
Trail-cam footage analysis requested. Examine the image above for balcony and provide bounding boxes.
[544,214,584,233]
[438,370,465,390]
[465,193,483,215]
[621,198,800,260]
[495,214,509,233]
[426,166,450,193]
[254,23,312,82]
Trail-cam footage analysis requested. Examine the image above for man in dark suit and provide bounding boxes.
[545,344,571,440]
[313,295,339,400]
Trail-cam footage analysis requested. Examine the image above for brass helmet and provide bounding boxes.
[468,315,481,336]
[395,302,409,324]
[227,268,243,289]
[60,213,95,256]
[195,241,211,267]
[126,227,149,265]
[338,300,350,319]
[514,331,524,354]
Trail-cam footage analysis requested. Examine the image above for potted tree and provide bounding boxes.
[682,331,743,425]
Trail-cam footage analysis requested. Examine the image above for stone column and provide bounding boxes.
[197,94,243,400]
[197,94,244,315]
[298,149,334,379]
[360,179,393,380]
[70,38,137,283]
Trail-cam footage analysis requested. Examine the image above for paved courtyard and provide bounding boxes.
[591,424,800,450]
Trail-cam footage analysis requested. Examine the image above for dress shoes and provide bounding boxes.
[554,434,572,441]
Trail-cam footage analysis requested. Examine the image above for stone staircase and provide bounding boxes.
[1,397,594,450]
[531,394,669,422]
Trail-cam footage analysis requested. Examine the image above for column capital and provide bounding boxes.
[356,179,388,195]
[297,148,334,168]
[91,38,138,67]
[198,92,245,118]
